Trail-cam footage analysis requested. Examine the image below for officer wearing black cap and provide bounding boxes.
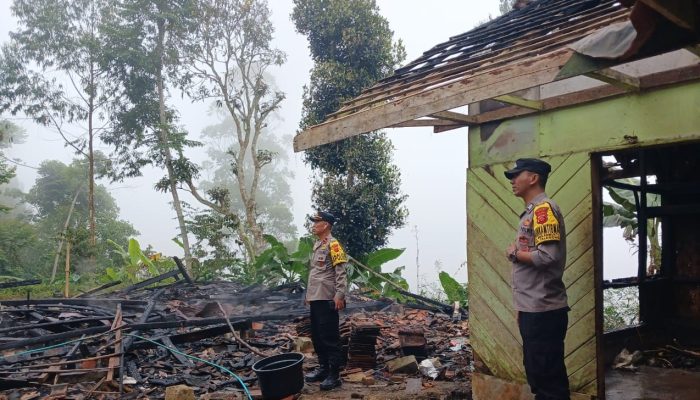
[304,211,348,391]
[504,158,570,400]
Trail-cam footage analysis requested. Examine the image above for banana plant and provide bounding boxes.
[104,238,174,284]
[347,248,409,300]
[253,235,314,285]
[603,178,662,274]
[439,271,468,308]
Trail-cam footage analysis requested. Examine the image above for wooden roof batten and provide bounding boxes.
[293,47,575,152]
[293,0,700,152]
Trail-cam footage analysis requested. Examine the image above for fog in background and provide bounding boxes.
[1,0,635,292]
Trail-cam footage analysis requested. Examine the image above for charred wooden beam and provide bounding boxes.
[0,326,111,352]
[647,204,700,217]
[0,303,117,316]
[122,288,164,352]
[403,302,444,313]
[0,377,43,390]
[172,256,195,284]
[0,352,122,371]
[75,281,121,298]
[122,270,180,293]
[0,279,41,289]
[397,289,456,314]
[159,336,194,367]
[0,298,147,307]
[0,347,69,367]
[0,316,128,335]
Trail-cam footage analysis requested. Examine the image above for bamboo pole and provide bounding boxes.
[64,241,71,298]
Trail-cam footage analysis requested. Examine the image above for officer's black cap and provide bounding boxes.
[504,158,552,179]
[309,211,336,225]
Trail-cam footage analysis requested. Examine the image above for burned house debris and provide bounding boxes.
[0,265,472,399]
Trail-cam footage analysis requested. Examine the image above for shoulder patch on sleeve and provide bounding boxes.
[533,202,560,245]
[329,239,348,266]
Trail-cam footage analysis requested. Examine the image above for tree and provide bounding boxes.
[292,0,408,257]
[499,0,514,15]
[178,0,287,263]
[198,109,296,244]
[0,120,20,213]
[9,0,118,251]
[25,158,138,278]
[100,0,200,270]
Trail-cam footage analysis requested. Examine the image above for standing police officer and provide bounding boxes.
[304,211,348,391]
[504,158,570,400]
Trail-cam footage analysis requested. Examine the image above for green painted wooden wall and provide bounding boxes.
[467,81,700,397]
[467,154,596,395]
[469,81,700,168]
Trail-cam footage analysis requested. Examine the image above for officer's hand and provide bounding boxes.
[505,243,517,259]
[333,297,345,311]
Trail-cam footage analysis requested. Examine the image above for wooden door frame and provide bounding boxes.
[590,152,606,400]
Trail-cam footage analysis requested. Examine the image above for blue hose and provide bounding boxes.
[125,333,253,400]
[0,332,254,400]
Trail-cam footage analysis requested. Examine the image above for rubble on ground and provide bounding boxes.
[0,265,472,399]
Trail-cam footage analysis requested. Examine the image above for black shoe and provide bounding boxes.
[319,370,342,391]
[305,366,329,383]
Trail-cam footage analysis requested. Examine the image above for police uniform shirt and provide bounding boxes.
[306,235,349,301]
[512,192,569,312]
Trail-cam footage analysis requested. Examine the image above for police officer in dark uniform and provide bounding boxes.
[304,211,349,391]
[505,158,570,400]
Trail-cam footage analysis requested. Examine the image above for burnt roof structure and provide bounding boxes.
[294,0,699,152]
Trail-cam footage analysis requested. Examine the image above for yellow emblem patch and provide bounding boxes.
[533,202,560,245]
[329,239,348,266]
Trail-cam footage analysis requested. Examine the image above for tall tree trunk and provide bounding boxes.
[156,18,192,271]
[88,60,97,256]
[235,149,259,265]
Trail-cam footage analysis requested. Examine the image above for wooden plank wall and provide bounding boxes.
[467,152,597,395]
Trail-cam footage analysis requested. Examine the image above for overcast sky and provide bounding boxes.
[1,0,635,292]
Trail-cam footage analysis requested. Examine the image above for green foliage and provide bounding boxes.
[197,110,296,245]
[23,158,138,277]
[499,0,515,14]
[186,200,243,281]
[104,238,175,284]
[347,247,409,300]
[252,235,314,286]
[175,0,288,259]
[439,271,468,308]
[603,178,662,271]
[0,120,22,213]
[603,287,639,331]
[292,0,408,258]
[0,217,37,276]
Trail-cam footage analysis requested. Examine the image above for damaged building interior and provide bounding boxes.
[598,144,700,399]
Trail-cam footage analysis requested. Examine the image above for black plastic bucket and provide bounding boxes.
[252,352,305,400]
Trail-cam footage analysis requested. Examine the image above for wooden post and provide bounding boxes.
[64,241,71,298]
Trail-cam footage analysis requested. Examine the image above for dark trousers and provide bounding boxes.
[518,307,570,400]
[310,300,342,369]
